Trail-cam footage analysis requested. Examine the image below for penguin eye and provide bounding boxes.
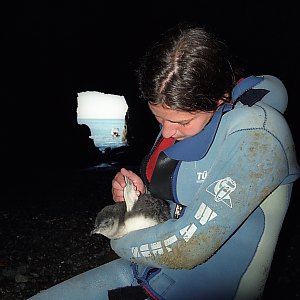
[105,218,112,225]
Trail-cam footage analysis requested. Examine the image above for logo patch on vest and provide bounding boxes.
[206,177,236,208]
[197,170,208,183]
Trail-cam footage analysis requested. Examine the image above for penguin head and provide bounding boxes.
[90,205,118,238]
[90,202,127,239]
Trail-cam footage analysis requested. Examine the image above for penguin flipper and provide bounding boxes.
[124,176,139,212]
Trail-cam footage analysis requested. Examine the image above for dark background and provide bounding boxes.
[2,1,299,172]
[1,1,299,299]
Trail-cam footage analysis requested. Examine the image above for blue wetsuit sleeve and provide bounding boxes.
[111,125,292,269]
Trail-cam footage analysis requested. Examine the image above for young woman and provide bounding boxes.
[30,25,300,300]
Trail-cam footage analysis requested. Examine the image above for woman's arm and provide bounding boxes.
[111,128,289,269]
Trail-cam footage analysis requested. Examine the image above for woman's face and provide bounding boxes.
[148,103,218,140]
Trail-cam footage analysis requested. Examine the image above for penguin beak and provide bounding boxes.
[90,228,100,235]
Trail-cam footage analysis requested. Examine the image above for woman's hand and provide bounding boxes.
[112,168,146,202]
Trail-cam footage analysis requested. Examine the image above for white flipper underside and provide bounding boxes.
[124,176,139,212]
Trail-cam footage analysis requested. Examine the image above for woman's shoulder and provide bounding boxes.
[232,75,288,113]
[224,100,287,131]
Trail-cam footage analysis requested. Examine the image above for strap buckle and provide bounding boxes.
[174,204,184,219]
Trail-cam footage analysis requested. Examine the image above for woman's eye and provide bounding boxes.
[180,121,191,126]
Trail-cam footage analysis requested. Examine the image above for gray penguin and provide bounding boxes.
[90,176,171,239]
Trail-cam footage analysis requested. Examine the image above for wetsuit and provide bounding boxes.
[29,75,300,300]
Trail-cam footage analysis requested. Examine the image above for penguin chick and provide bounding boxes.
[91,176,171,239]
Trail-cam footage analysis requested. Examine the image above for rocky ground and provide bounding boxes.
[1,166,299,299]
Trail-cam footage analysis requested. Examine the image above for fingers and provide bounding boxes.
[112,171,126,202]
[120,168,146,195]
[111,168,146,202]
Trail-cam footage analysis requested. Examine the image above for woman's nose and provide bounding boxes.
[161,122,177,138]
